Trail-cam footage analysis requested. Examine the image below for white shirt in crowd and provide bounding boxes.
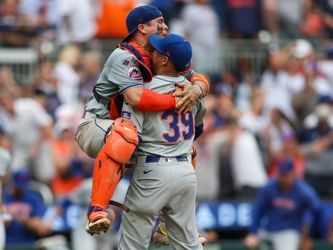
[57,0,96,44]
[54,61,80,105]
[231,131,267,190]
[0,98,52,172]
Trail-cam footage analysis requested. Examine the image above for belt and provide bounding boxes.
[138,155,189,164]
[93,87,110,107]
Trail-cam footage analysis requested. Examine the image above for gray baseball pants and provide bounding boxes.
[75,114,113,158]
[118,155,203,250]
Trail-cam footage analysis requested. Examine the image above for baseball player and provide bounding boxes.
[118,34,205,250]
[244,159,319,250]
[75,5,209,235]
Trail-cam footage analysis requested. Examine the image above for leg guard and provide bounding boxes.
[103,118,138,163]
[90,150,123,208]
[90,118,138,209]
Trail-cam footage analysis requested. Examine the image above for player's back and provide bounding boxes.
[122,75,204,157]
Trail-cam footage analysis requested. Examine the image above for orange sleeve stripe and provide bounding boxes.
[136,88,176,111]
[189,74,210,94]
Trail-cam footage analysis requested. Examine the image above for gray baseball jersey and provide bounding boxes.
[76,46,199,158]
[83,47,196,120]
[121,75,205,157]
[84,48,145,119]
[118,75,204,250]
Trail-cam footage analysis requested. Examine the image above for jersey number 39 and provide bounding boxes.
[161,110,194,143]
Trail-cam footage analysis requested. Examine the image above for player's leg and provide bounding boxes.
[118,209,158,250]
[269,230,300,250]
[118,157,170,249]
[75,117,113,159]
[163,161,203,250]
[80,118,138,235]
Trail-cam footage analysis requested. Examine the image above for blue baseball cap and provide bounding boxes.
[123,5,163,42]
[12,170,30,189]
[149,34,192,71]
[277,159,294,173]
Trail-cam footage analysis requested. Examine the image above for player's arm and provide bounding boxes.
[109,55,176,112]
[175,70,210,113]
[123,86,175,112]
[250,185,269,235]
[244,186,269,249]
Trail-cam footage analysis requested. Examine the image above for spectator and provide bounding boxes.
[0,67,22,98]
[3,170,52,245]
[269,132,305,179]
[244,159,320,250]
[53,44,81,105]
[238,89,268,137]
[78,51,102,103]
[0,89,54,183]
[56,0,96,45]
[225,0,262,38]
[180,0,220,74]
[276,0,307,38]
[318,0,333,39]
[51,120,86,200]
[221,116,267,199]
[0,0,32,46]
[302,0,324,38]
[292,65,320,128]
[263,107,296,162]
[18,0,59,43]
[31,60,60,117]
[300,103,333,198]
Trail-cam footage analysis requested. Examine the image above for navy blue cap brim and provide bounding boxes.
[122,28,138,43]
[149,34,165,55]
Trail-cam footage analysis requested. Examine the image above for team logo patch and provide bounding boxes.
[128,67,142,81]
[122,111,132,119]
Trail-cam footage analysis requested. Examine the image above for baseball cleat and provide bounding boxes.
[86,206,114,235]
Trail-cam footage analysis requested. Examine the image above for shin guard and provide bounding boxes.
[91,150,123,208]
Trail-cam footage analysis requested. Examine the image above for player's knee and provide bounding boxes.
[103,118,138,163]
[75,127,99,158]
[75,119,110,158]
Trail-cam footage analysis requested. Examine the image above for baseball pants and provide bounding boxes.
[75,114,114,158]
[261,229,300,250]
[118,155,203,250]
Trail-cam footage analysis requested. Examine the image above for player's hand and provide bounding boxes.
[244,234,260,249]
[174,83,202,113]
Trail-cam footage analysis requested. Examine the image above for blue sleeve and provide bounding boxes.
[303,183,320,212]
[250,184,270,234]
[30,192,46,218]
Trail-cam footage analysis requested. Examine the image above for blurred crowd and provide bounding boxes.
[1,0,333,47]
[1,0,333,249]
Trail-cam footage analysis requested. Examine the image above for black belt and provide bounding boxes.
[145,155,188,163]
[93,87,110,107]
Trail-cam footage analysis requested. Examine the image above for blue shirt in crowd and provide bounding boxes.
[250,179,319,234]
[4,189,46,244]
